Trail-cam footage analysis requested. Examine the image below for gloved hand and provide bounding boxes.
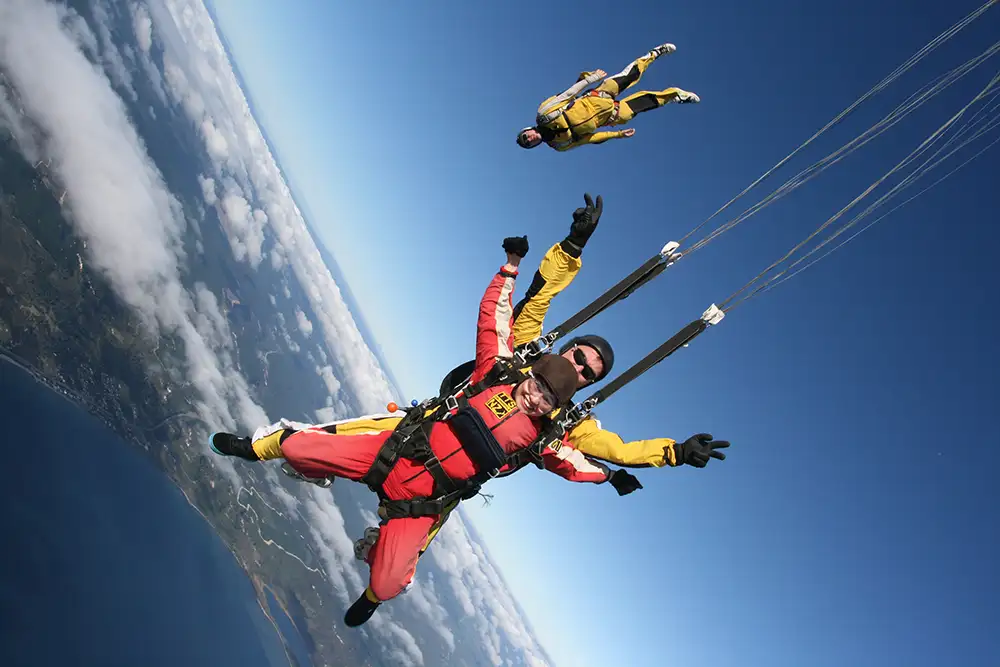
[678,433,730,468]
[608,469,643,496]
[565,193,603,250]
[502,236,530,258]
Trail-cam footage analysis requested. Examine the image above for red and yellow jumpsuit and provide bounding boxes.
[250,264,609,602]
[309,242,683,560]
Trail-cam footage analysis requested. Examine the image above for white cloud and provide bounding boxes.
[0,1,552,663]
[404,573,456,652]
[428,511,552,666]
[315,365,341,396]
[314,405,336,422]
[0,0,267,486]
[198,173,217,204]
[145,0,399,413]
[59,6,99,61]
[269,247,285,270]
[200,116,228,160]
[90,0,138,102]
[131,2,154,53]
[295,308,313,337]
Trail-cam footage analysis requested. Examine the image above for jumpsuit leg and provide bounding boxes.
[597,49,661,98]
[325,415,403,435]
[615,88,692,124]
[367,514,439,601]
[279,429,393,480]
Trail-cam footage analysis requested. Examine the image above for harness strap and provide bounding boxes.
[363,358,531,519]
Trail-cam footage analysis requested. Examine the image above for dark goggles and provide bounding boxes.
[573,347,598,383]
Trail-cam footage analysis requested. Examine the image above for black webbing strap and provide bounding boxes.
[463,359,524,398]
[549,252,666,338]
[378,483,482,520]
[513,252,668,365]
[525,317,711,458]
[592,318,708,404]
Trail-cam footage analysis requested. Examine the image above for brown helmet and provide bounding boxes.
[529,354,579,407]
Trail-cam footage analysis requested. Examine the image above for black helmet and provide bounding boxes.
[558,334,614,383]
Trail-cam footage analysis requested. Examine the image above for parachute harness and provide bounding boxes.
[361,359,526,520]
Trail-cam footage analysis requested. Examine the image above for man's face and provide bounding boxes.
[522,128,542,147]
[562,345,603,387]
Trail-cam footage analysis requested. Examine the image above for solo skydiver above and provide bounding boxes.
[209,236,627,626]
[516,43,700,151]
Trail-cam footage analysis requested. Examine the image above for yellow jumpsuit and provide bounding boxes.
[536,50,690,151]
[327,242,681,553]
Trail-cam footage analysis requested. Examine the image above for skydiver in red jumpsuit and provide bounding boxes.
[209,236,619,626]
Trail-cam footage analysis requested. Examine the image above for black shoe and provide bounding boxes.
[344,590,381,627]
[208,432,259,461]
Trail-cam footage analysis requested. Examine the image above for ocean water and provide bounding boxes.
[0,358,290,667]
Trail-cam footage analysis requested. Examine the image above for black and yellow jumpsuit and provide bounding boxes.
[536,47,697,151]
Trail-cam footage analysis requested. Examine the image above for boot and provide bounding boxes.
[353,527,381,561]
[650,43,676,59]
[208,432,259,461]
[674,89,700,104]
[344,588,381,627]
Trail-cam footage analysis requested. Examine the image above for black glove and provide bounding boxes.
[608,469,643,496]
[502,235,529,258]
[678,433,730,468]
[565,193,603,251]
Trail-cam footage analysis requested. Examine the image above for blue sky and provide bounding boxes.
[206,1,1000,665]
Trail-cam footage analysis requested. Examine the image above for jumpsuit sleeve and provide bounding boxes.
[567,416,680,468]
[472,266,518,381]
[554,130,628,152]
[540,438,612,483]
[511,243,582,346]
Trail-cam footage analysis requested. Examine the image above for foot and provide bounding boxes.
[344,590,381,627]
[280,461,333,488]
[650,43,676,59]
[675,89,700,104]
[353,526,381,561]
[209,432,259,461]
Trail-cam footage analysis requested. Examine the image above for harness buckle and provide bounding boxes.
[444,394,459,413]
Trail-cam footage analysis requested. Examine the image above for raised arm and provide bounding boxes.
[472,236,529,381]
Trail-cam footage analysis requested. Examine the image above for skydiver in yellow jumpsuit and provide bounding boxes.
[516,43,700,151]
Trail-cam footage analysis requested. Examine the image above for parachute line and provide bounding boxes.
[676,0,998,249]
[720,70,1000,310]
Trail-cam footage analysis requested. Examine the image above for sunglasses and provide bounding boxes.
[572,347,598,383]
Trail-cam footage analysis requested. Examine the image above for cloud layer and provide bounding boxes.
[0,1,552,664]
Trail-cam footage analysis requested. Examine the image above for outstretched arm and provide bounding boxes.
[540,439,612,484]
[567,417,677,467]
[539,441,644,495]
[567,419,731,469]
[554,129,632,152]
